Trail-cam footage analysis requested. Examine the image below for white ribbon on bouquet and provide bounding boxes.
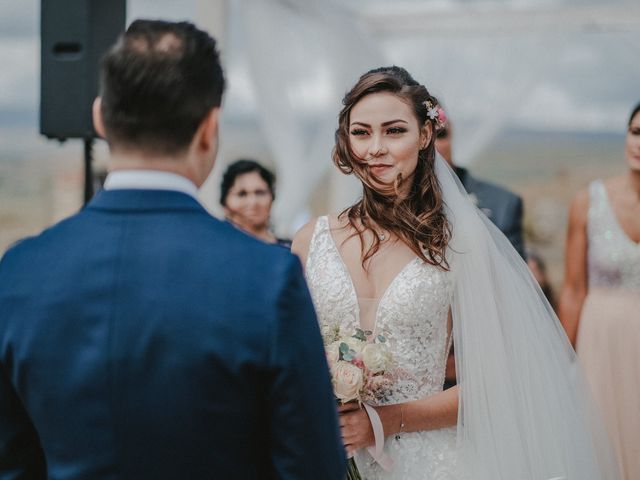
[362,403,393,472]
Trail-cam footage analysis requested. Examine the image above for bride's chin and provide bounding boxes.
[369,177,413,199]
[366,178,393,193]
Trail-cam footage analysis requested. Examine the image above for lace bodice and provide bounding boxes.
[305,216,455,404]
[588,180,640,291]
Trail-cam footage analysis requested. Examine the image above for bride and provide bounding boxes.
[292,66,619,479]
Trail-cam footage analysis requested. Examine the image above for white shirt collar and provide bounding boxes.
[103,170,199,199]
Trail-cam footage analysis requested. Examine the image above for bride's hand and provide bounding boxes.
[337,403,375,455]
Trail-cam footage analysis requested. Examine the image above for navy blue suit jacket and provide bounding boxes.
[0,189,345,479]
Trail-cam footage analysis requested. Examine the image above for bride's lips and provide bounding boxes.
[369,164,393,175]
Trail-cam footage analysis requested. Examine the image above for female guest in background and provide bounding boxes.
[560,103,640,480]
[292,66,617,479]
[220,159,291,248]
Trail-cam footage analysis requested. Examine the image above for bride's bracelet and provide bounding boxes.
[395,405,405,440]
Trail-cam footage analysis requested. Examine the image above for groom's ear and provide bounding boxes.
[196,107,220,153]
[92,97,107,139]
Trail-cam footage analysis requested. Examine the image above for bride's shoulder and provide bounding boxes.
[291,216,321,266]
[291,214,342,266]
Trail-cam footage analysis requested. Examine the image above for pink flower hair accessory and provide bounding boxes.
[423,100,448,130]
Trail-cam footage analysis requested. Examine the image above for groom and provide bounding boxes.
[0,20,344,479]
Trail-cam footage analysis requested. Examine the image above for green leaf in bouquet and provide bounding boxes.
[353,329,367,341]
[377,335,387,343]
[339,342,350,357]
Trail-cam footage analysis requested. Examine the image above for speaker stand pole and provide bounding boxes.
[83,137,94,205]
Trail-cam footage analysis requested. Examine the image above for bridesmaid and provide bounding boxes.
[220,159,291,248]
[560,102,640,480]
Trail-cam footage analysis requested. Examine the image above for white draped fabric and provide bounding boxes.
[231,0,385,234]
[437,154,619,479]
[213,0,640,236]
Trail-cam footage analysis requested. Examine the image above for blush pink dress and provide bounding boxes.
[577,180,640,480]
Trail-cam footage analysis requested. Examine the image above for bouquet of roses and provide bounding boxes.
[322,325,396,479]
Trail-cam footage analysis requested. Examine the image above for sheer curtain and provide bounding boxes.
[233,0,384,235]
[220,0,640,234]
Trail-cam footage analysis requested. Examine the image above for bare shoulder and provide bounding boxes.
[602,175,626,191]
[602,175,629,202]
[291,217,320,267]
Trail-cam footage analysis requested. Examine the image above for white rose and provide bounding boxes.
[362,343,392,374]
[344,337,366,355]
[325,340,341,371]
[333,361,364,402]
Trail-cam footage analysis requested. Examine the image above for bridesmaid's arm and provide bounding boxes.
[559,189,589,348]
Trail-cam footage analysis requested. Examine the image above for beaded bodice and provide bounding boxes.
[305,216,454,405]
[587,180,640,291]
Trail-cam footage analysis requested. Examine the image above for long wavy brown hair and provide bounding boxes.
[332,66,451,269]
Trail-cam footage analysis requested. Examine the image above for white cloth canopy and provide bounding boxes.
[207,0,640,235]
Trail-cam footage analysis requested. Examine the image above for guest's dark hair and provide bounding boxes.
[99,19,225,154]
[629,102,640,126]
[333,66,450,269]
[220,160,276,206]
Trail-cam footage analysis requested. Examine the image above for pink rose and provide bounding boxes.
[333,361,364,402]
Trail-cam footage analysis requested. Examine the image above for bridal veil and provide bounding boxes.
[437,156,619,479]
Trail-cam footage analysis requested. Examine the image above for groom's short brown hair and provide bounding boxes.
[99,19,225,154]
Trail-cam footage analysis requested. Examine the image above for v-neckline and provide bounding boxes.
[323,216,420,333]
[599,181,640,247]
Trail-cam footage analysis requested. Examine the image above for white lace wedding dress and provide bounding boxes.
[305,216,459,480]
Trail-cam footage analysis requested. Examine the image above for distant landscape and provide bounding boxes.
[1,125,626,292]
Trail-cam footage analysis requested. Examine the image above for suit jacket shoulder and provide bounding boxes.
[462,171,526,259]
[465,174,521,204]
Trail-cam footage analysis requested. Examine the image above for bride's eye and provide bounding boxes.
[350,129,368,136]
[387,127,407,135]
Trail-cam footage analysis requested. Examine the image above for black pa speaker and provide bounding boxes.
[40,0,126,140]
